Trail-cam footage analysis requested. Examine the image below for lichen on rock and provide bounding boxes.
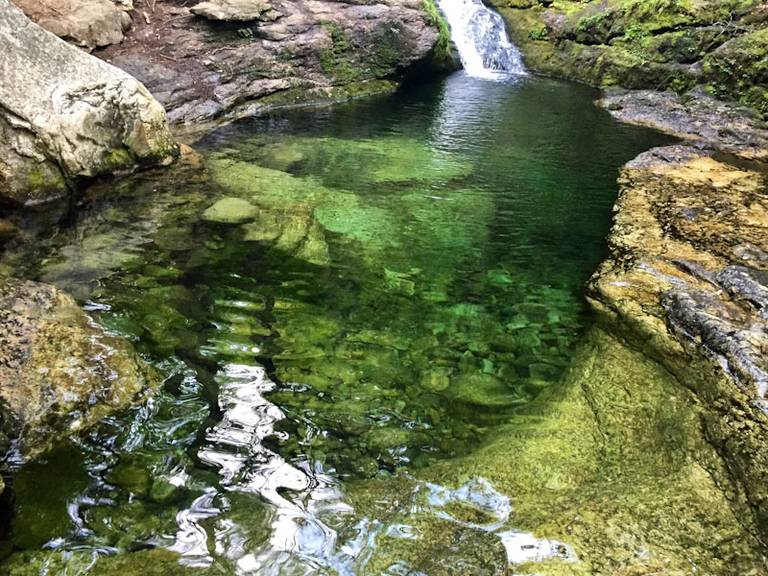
[586,91,768,542]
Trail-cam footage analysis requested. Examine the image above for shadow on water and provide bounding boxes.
[0,72,675,574]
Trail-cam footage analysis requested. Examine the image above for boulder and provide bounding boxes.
[14,0,133,50]
[190,0,281,22]
[0,0,177,207]
[0,277,157,459]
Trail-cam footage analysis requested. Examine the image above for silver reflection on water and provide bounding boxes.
[173,363,357,574]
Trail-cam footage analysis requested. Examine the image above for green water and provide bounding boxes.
[0,74,676,574]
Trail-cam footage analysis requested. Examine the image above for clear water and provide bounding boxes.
[0,73,673,574]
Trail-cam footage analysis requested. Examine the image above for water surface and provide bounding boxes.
[1,73,673,574]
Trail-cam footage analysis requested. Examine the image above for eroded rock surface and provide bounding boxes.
[588,92,768,539]
[0,0,177,206]
[0,277,156,460]
[95,0,445,124]
[600,89,768,160]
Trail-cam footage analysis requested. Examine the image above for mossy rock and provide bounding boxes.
[703,28,768,115]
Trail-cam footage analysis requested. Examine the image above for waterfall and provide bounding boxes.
[436,0,526,79]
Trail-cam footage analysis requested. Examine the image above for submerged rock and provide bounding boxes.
[202,197,259,224]
[0,277,156,459]
[0,0,177,206]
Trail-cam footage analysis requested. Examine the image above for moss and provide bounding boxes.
[489,0,768,113]
[421,0,456,70]
[703,28,768,115]
[100,147,136,172]
[17,162,68,205]
[318,21,361,83]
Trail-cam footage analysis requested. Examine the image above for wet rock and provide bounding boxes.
[0,0,177,206]
[0,277,157,458]
[190,0,281,22]
[15,0,133,50]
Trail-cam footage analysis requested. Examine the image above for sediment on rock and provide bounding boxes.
[587,92,768,542]
[0,0,177,207]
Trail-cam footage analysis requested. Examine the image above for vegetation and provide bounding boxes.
[490,0,768,113]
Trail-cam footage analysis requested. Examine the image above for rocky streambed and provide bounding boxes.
[0,0,767,573]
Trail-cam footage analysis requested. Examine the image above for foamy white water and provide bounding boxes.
[436,0,526,79]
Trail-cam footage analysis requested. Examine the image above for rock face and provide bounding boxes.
[489,0,768,116]
[0,277,156,460]
[0,0,177,207]
[587,91,768,540]
[94,0,446,124]
[14,0,134,50]
[599,89,768,160]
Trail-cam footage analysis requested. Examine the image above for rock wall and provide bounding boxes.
[89,0,449,124]
[587,89,768,542]
[489,0,768,116]
[0,0,177,207]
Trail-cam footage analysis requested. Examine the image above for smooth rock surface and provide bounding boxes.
[0,277,156,459]
[190,0,281,22]
[0,0,177,206]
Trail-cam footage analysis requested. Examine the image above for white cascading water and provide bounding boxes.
[436,0,526,79]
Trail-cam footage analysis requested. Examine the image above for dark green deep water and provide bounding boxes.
[0,73,673,574]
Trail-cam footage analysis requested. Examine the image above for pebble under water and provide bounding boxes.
[0,73,674,574]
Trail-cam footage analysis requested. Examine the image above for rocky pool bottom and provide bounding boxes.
[0,74,764,574]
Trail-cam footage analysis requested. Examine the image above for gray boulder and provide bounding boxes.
[0,0,177,207]
[190,0,282,22]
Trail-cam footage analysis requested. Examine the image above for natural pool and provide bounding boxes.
[4,73,758,575]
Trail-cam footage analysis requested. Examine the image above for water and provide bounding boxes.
[435,0,525,78]
[0,74,672,574]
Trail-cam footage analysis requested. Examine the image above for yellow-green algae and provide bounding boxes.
[344,328,764,575]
